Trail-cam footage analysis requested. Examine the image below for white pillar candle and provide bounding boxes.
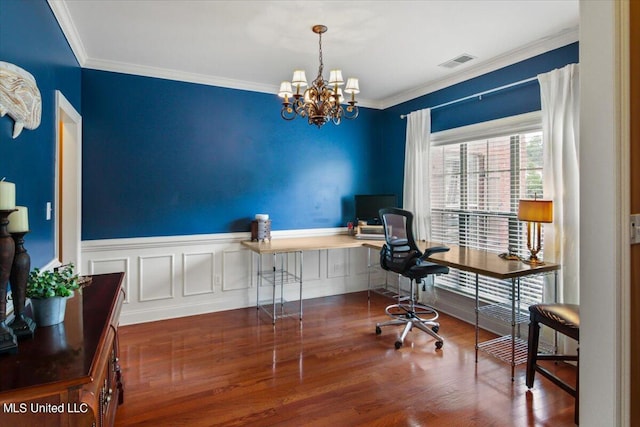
[0,180,16,210]
[8,206,29,232]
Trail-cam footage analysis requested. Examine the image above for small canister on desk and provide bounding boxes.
[251,214,271,241]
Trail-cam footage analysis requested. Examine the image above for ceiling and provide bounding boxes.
[49,0,579,109]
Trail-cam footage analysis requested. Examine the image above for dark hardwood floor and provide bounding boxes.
[114,292,577,426]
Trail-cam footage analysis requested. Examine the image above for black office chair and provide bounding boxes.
[375,208,449,349]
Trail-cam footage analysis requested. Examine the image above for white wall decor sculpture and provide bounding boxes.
[0,61,42,139]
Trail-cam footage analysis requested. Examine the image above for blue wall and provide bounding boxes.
[81,70,384,239]
[0,0,81,267]
[0,1,579,251]
[379,42,579,205]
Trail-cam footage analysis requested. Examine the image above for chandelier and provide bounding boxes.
[278,25,360,128]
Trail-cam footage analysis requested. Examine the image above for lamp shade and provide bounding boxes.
[278,81,293,98]
[292,70,308,87]
[518,199,553,223]
[328,69,344,86]
[344,77,360,94]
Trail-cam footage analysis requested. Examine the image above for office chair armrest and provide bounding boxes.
[421,246,450,257]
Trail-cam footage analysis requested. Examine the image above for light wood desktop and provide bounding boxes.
[362,240,560,280]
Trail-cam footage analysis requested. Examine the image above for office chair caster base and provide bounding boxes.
[435,341,443,349]
[384,303,439,323]
[395,340,403,349]
[375,326,382,335]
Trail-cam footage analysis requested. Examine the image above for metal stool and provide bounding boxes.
[526,303,579,424]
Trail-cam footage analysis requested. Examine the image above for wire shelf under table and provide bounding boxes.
[478,335,555,366]
[257,298,300,320]
[258,269,301,286]
[478,303,530,324]
[478,335,529,366]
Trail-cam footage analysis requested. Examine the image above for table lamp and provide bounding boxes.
[518,197,553,264]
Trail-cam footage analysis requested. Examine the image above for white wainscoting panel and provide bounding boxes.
[139,254,175,302]
[183,251,215,296]
[82,229,373,325]
[221,249,251,292]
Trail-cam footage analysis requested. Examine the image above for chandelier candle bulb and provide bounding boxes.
[8,206,28,233]
[0,180,16,210]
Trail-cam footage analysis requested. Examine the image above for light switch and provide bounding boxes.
[631,214,640,245]
[46,202,52,220]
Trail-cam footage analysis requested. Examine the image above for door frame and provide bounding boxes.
[54,90,82,272]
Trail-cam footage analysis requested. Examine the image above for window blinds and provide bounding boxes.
[430,130,545,305]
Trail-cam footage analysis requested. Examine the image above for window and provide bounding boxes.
[429,113,545,305]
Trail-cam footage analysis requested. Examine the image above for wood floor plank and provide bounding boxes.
[114,292,576,426]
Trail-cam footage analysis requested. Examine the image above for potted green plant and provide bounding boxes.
[26,264,79,327]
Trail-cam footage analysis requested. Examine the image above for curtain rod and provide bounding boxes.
[400,76,538,119]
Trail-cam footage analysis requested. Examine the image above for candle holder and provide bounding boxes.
[9,231,36,339]
[0,209,18,354]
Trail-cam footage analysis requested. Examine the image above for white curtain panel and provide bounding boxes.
[403,108,431,241]
[538,63,580,304]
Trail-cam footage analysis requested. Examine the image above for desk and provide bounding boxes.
[242,235,560,379]
[241,235,380,324]
[363,240,560,379]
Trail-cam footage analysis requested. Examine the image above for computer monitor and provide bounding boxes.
[354,194,397,225]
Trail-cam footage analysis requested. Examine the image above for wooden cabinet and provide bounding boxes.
[0,273,125,427]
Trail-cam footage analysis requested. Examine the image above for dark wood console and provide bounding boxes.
[0,272,125,427]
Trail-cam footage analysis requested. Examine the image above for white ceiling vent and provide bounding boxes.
[438,53,477,69]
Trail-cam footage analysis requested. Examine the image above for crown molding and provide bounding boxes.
[82,58,381,109]
[47,0,88,66]
[83,57,277,93]
[48,0,574,112]
[379,26,579,110]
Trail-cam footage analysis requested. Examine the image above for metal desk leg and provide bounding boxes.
[367,248,372,300]
[475,273,479,363]
[299,251,303,321]
[510,277,519,381]
[256,252,262,311]
[554,269,559,353]
[272,253,278,325]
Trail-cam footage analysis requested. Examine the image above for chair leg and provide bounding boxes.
[526,317,579,423]
[412,317,444,344]
[376,318,408,330]
[526,318,540,388]
[396,321,413,348]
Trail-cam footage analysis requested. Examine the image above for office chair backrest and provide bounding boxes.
[379,208,422,275]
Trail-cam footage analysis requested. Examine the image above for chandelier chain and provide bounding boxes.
[317,31,324,80]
